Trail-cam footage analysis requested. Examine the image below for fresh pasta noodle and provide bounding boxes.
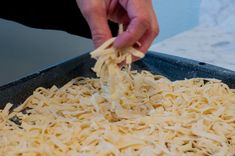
[90,37,144,100]
[0,38,235,156]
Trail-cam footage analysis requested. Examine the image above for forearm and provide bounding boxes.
[0,0,118,38]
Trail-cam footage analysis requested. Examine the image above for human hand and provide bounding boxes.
[76,0,159,54]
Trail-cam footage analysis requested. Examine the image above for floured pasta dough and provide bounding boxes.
[0,38,235,156]
[90,37,144,100]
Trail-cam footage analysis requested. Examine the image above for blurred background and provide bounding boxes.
[0,0,234,85]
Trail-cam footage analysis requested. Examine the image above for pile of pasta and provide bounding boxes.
[0,39,235,155]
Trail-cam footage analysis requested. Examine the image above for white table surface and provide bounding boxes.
[150,26,235,71]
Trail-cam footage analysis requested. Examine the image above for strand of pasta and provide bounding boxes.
[90,37,144,99]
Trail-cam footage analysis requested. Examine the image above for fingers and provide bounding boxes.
[77,0,112,48]
[138,6,160,53]
[113,17,149,48]
[137,29,157,54]
[132,15,159,62]
[77,0,160,55]
[89,16,112,48]
[114,0,159,54]
[107,1,130,24]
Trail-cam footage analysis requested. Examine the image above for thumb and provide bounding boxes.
[79,3,112,48]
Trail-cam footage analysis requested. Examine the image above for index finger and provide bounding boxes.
[113,0,151,49]
[113,17,149,49]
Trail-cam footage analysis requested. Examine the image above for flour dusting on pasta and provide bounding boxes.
[0,39,235,155]
[90,38,144,100]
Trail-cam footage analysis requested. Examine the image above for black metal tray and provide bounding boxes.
[0,51,235,109]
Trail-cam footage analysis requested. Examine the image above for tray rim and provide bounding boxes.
[0,51,235,91]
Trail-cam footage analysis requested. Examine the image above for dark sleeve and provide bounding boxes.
[0,0,118,38]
